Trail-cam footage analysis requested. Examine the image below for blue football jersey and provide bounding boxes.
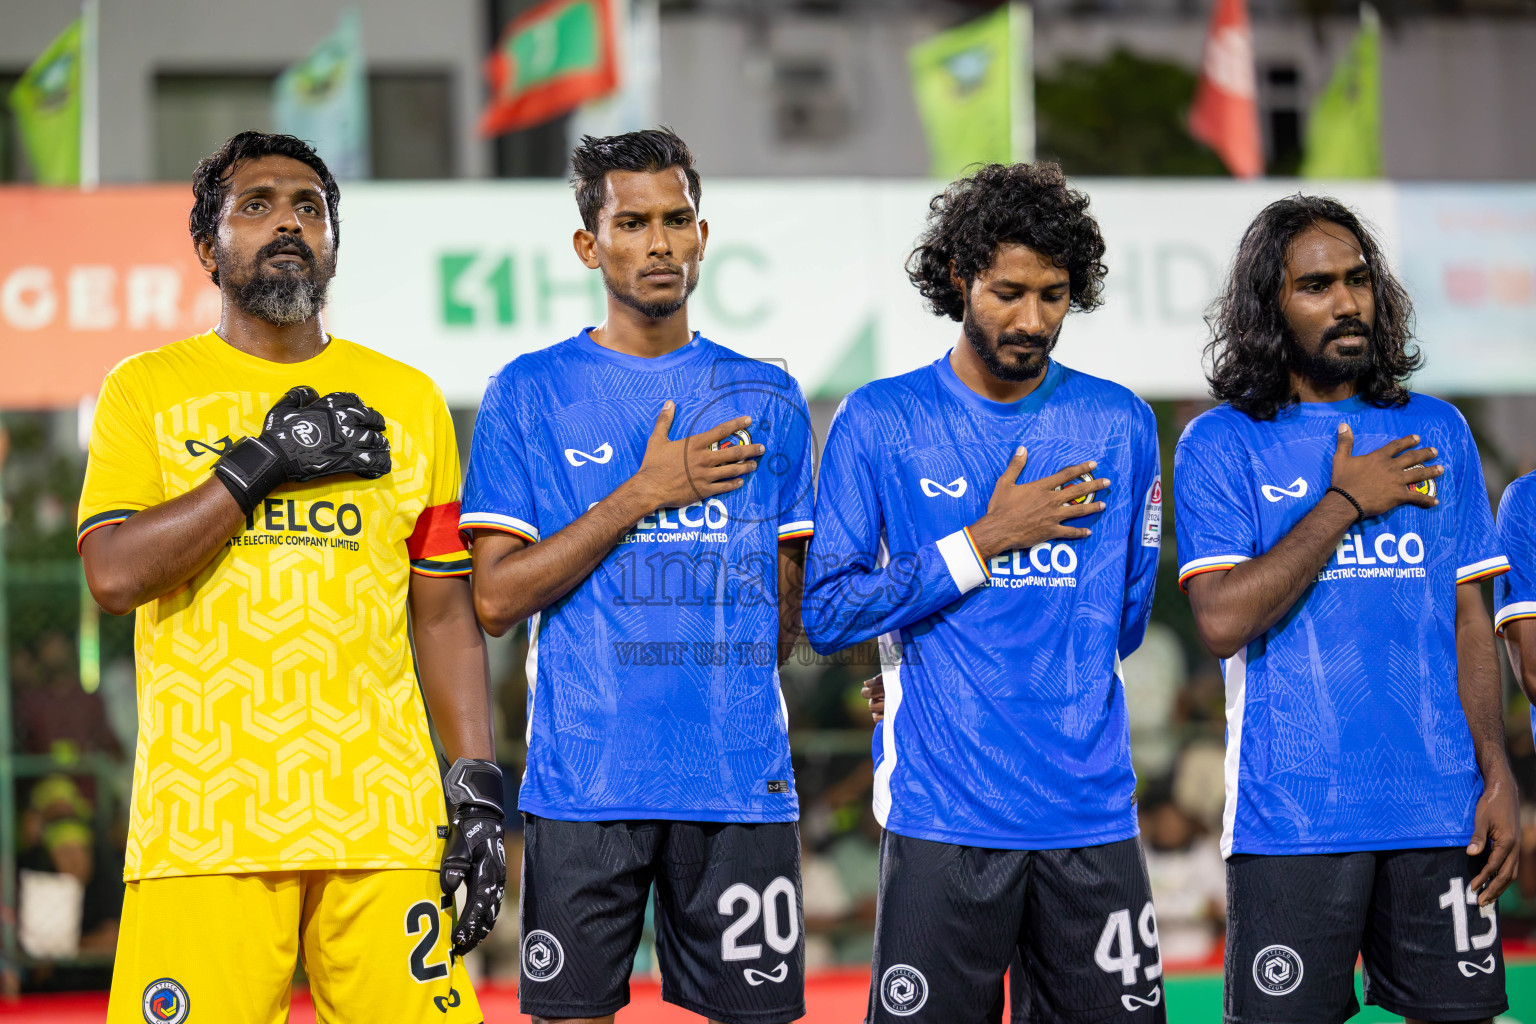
[460,330,816,822]
[1496,472,1536,638]
[1174,395,1506,858]
[1495,471,1536,739]
[804,354,1162,850]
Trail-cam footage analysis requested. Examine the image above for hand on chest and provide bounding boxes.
[893,438,1110,534]
[545,395,783,523]
[1252,429,1450,556]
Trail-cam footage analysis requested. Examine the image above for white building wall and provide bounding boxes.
[0,0,488,182]
[2,1,1534,182]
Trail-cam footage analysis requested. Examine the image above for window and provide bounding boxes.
[154,74,275,182]
[369,72,455,179]
[773,56,849,144]
[153,71,455,181]
[1262,64,1303,175]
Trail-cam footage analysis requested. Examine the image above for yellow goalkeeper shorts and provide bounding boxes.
[106,869,482,1024]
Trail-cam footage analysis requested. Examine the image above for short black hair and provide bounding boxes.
[570,127,702,232]
[907,162,1108,322]
[189,131,340,285]
[1206,195,1418,420]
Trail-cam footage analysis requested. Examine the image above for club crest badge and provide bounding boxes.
[1252,944,1303,996]
[522,929,565,981]
[142,978,190,1023]
[880,964,929,1016]
[711,428,752,452]
[1056,470,1097,506]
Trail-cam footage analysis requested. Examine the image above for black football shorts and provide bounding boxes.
[1225,847,1507,1024]
[868,830,1166,1024]
[518,815,805,1024]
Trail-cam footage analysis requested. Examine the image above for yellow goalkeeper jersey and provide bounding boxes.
[77,331,472,881]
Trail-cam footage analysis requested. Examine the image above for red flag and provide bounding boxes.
[479,0,619,138]
[1188,0,1263,178]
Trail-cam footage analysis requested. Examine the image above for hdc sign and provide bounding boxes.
[0,187,214,408]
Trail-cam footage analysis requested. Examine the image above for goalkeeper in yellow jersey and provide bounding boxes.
[79,131,502,1024]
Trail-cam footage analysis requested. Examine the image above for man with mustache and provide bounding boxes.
[1176,195,1515,1023]
[79,131,498,1023]
[460,128,815,1024]
[804,162,1167,1022]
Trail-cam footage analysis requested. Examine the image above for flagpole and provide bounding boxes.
[79,0,99,189]
[1008,1,1035,164]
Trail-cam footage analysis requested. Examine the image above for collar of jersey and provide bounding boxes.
[199,329,347,374]
[575,328,705,372]
[934,349,1063,417]
[1282,393,1371,418]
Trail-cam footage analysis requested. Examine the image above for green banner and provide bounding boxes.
[273,8,370,179]
[7,17,82,186]
[508,1,603,92]
[1301,9,1382,179]
[908,3,1032,179]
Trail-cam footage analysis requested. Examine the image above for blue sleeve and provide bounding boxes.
[776,380,816,543]
[801,396,986,655]
[1118,403,1162,659]
[459,371,540,544]
[1173,424,1260,592]
[1450,415,1507,585]
[1495,475,1536,635]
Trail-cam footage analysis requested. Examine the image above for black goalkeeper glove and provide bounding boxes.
[214,387,392,515]
[440,758,506,956]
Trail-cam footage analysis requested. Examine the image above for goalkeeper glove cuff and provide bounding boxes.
[214,437,288,516]
[443,758,505,822]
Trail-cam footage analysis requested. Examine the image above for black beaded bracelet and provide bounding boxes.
[1326,485,1365,524]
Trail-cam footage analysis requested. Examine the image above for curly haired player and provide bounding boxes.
[805,162,1167,1023]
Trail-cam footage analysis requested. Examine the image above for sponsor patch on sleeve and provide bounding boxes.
[1141,476,1163,548]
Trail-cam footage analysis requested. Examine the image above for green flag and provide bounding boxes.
[7,17,83,186]
[1300,8,1381,179]
[274,8,370,179]
[479,0,619,137]
[908,3,1032,179]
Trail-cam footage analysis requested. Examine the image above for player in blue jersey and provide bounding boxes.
[805,163,1167,1023]
[1496,473,1536,760]
[1176,195,1517,1024]
[460,129,815,1024]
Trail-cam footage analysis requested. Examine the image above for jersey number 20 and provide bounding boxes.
[718,877,800,961]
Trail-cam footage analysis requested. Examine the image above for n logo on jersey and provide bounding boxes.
[184,436,233,457]
[920,477,967,498]
[1261,478,1309,502]
[1459,954,1496,977]
[744,962,789,985]
[565,443,613,467]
